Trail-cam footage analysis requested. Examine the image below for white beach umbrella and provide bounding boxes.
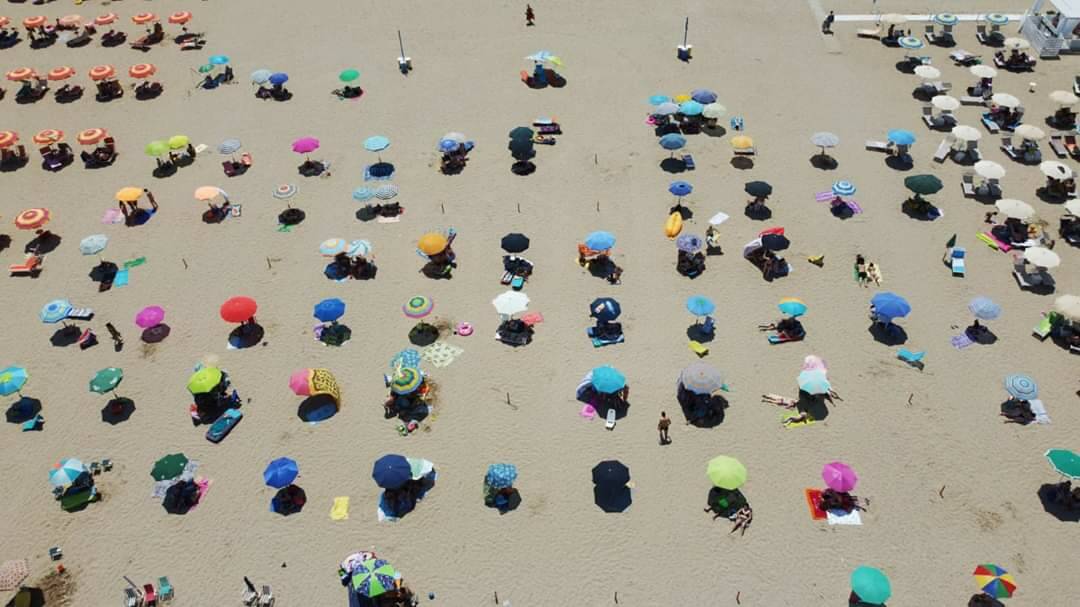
[492,290,530,316]
[1024,247,1061,269]
[974,160,1006,179]
[1040,160,1073,180]
[932,95,960,111]
[1053,294,1080,321]
[991,93,1020,108]
[1050,90,1080,106]
[810,132,840,149]
[881,13,907,25]
[970,65,997,79]
[1003,37,1030,50]
[702,103,727,119]
[995,198,1035,220]
[914,65,942,80]
[1065,199,1080,216]
[952,125,982,142]
[1015,124,1046,141]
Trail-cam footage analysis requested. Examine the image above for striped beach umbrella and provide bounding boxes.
[6,67,35,82]
[0,131,18,148]
[1004,374,1037,400]
[389,368,423,395]
[832,180,856,197]
[14,208,51,231]
[129,63,157,79]
[273,183,297,200]
[319,238,348,257]
[49,458,87,487]
[168,11,193,25]
[47,66,75,81]
[132,13,158,25]
[77,128,107,146]
[403,296,433,319]
[898,36,924,49]
[22,16,47,29]
[40,299,73,324]
[32,129,64,145]
[374,184,398,200]
[95,13,118,26]
[89,65,116,81]
[933,13,959,26]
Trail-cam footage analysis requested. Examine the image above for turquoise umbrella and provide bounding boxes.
[679,101,704,116]
[798,369,830,395]
[40,299,72,324]
[49,458,87,487]
[591,365,626,394]
[364,136,390,152]
[1045,449,1080,479]
[0,366,28,396]
[648,94,670,106]
[851,566,892,605]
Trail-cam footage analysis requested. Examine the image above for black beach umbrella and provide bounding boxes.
[760,233,790,251]
[744,181,773,198]
[500,233,530,253]
[904,174,943,195]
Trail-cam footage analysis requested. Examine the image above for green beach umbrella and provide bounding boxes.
[706,455,747,490]
[1045,449,1080,479]
[198,64,215,74]
[145,140,169,157]
[168,135,190,150]
[151,453,189,481]
[904,174,944,196]
[851,566,892,605]
[339,69,360,83]
[350,558,398,598]
[89,367,123,395]
[187,367,223,395]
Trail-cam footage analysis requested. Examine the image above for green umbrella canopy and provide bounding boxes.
[508,126,534,140]
[198,64,215,74]
[187,367,223,395]
[904,174,944,196]
[145,140,169,157]
[851,566,892,605]
[706,455,747,490]
[339,69,360,83]
[89,367,123,394]
[1046,449,1080,479]
[151,453,189,481]
[350,558,399,598]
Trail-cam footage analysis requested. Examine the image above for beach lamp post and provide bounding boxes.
[677,17,692,61]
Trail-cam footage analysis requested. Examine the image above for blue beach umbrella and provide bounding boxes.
[313,298,346,323]
[364,136,390,152]
[0,366,28,397]
[888,129,916,145]
[263,457,299,489]
[438,138,458,153]
[1004,374,1038,400]
[269,72,289,85]
[669,181,693,197]
[870,292,911,322]
[798,369,831,395]
[372,454,412,490]
[933,13,959,26]
[676,234,703,253]
[589,298,621,322]
[691,89,718,104]
[968,296,1001,321]
[659,133,687,151]
[679,101,705,116]
[832,181,856,197]
[584,231,616,251]
[648,94,671,106]
[209,54,230,65]
[79,234,108,256]
[40,299,72,324]
[986,13,1009,26]
[654,102,679,116]
[591,365,626,394]
[778,298,808,317]
[352,187,375,201]
[485,463,518,489]
[899,36,924,49]
[686,295,715,317]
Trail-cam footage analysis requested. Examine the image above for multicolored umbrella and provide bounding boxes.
[832,181,856,197]
[485,463,518,489]
[389,349,421,370]
[403,296,433,319]
[89,367,123,394]
[350,558,399,598]
[851,566,891,605]
[822,461,858,492]
[168,11,193,25]
[589,297,621,322]
[94,14,118,26]
[273,183,298,200]
[264,457,299,489]
[706,455,747,490]
[973,564,1016,599]
[1045,448,1080,479]
[0,366,28,397]
[132,12,158,25]
[47,66,75,81]
[389,367,423,395]
[675,233,703,253]
[898,36,924,49]
[591,365,626,394]
[679,363,724,395]
[686,295,715,317]
[49,458,87,487]
[77,129,107,148]
[1004,374,1037,400]
[150,453,189,481]
[778,297,807,317]
[129,63,157,79]
[14,208,51,231]
[320,238,347,256]
[187,366,223,395]
[798,369,830,395]
[40,299,72,324]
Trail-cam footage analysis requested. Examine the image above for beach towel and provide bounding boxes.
[804,488,827,520]
[421,341,463,368]
[521,312,544,326]
[1029,399,1051,424]
[113,269,129,287]
[846,200,864,214]
[330,496,350,521]
[951,333,974,349]
[815,191,836,202]
[187,478,212,511]
[580,404,597,419]
[101,208,125,224]
[827,508,863,525]
[782,411,815,428]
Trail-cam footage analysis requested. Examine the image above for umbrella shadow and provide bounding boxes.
[408,322,441,346]
[594,485,632,513]
[5,396,42,423]
[966,325,998,345]
[511,161,536,176]
[228,323,265,349]
[297,394,339,422]
[660,157,688,173]
[654,123,682,137]
[101,397,136,425]
[730,157,754,170]
[884,155,914,171]
[492,488,522,514]
[152,163,177,179]
[796,391,830,421]
[868,322,908,345]
[0,156,29,172]
[5,586,46,607]
[50,325,82,347]
[546,70,567,88]
[271,485,307,516]
[810,154,838,170]
[831,204,855,220]
[590,395,629,420]
[1035,187,1069,204]
[278,208,305,226]
[894,60,917,74]
[678,390,728,428]
[0,234,10,253]
[686,324,715,343]
[901,199,942,221]
[89,261,118,290]
[669,204,693,220]
[1037,482,1080,522]
[911,88,934,102]
[30,37,56,50]
[141,324,171,343]
[744,204,772,221]
[25,232,61,255]
[702,125,727,138]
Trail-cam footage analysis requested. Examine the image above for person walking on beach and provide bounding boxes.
[525,4,535,26]
[658,411,671,445]
[822,11,835,34]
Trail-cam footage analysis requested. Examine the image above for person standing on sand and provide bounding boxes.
[658,411,671,445]
[526,4,535,26]
[822,11,835,34]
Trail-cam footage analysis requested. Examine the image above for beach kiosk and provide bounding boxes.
[1021,0,1080,56]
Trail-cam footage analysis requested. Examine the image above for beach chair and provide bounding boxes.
[950,246,966,276]
[688,340,709,357]
[897,349,926,370]
[67,307,94,320]
[976,23,989,44]
[921,105,935,128]
[1000,135,1019,160]
[950,49,980,66]
[935,81,953,94]
[123,587,143,607]
[857,24,882,39]
[9,254,42,276]
[604,408,616,430]
[681,153,695,170]
[701,316,716,336]
[242,587,259,606]
[933,138,952,163]
[1033,311,1061,340]
[961,95,986,106]
[1050,135,1069,158]
[259,585,274,607]
[978,114,1000,134]
[143,584,157,606]
[733,146,756,156]
[21,414,43,431]
[865,139,891,152]
[961,174,976,197]
[1066,135,1080,158]
[924,24,937,44]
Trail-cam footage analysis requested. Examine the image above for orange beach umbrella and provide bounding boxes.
[6,68,36,82]
[22,16,47,29]
[129,63,157,79]
[47,66,75,81]
[131,13,157,25]
[14,208,51,231]
[94,13,117,26]
[77,128,107,146]
[32,130,64,145]
[88,65,116,81]
[168,12,192,25]
[0,131,18,149]
[58,15,82,28]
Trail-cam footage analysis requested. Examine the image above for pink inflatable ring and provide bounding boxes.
[456,321,473,336]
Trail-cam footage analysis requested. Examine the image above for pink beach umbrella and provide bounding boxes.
[801,355,828,372]
[135,305,165,329]
[291,137,320,155]
[288,368,314,397]
[822,461,858,492]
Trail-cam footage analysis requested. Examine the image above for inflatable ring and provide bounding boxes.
[456,321,473,336]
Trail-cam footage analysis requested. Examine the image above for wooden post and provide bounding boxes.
[441,202,445,214]
[505,392,511,405]
[182,258,188,269]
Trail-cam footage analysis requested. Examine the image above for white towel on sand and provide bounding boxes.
[1030,399,1050,424]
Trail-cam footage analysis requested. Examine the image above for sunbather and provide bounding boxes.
[818,488,865,512]
[761,393,797,409]
[676,250,706,277]
[1000,399,1036,425]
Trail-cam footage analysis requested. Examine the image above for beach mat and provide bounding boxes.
[782,411,815,428]
[422,341,463,368]
[805,488,827,520]
[951,333,974,349]
[330,496,349,521]
[827,508,863,525]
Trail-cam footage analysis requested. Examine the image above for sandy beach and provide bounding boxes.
[1,0,1079,605]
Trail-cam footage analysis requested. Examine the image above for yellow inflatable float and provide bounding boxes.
[665,211,683,238]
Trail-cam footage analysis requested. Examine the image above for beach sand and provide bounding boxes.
[1,1,1078,605]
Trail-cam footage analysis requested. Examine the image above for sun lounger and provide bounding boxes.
[950,246,966,276]
[259,585,274,607]
[592,334,624,347]
[981,114,1001,133]
[688,340,709,357]
[924,24,937,44]
[865,140,891,152]
[961,174,976,198]
[933,138,952,163]
[1033,312,1060,340]
[961,95,986,106]
[1000,135,1019,160]
[733,147,756,156]
[9,254,42,276]
[242,587,259,606]
[66,307,94,320]
[1050,135,1068,158]
[123,587,142,607]
[22,414,43,431]
[156,578,173,602]
[681,153,695,170]
[950,49,980,65]
[1066,135,1080,158]
[897,349,926,369]
[857,25,882,39]
[921,105,935,128]
[604,408,616,430]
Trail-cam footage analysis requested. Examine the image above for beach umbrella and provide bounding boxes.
[49,458,88,487]
[778,297,808,317]
[1023,247,1060,269]
[810,132,839,154]
[389,367,423,395]
[313,298,346,323]
[77,128,107,146]
[485,463,518,489]
[373,184,398,200]
[418,232,449,255]
[508,127,536,142]
[292,137,319,155]
[1015,124,1046,141]
[1049,89,1079,106]
[22,15,47,28]
[218,139,242,155]
[995,198,1035,220]
[986,13,1010,26]
[914,65,941,80]
[798,369,831,395]
[32,129,64,146]
[263,457,299,489]
[990,92,1020,109]
[89,367,123,395]
[129,63,157,79]
[403,295,433,319]
[871,292,911,321]
[744,181,772,197]
[151,453,188,481]
[970,64,997,79]
[676,233,703,253]
[372,454,412,489]
[526,50,563,66]
[352,187,374,202]
[832,181,856,197]
[194,185,226,203]
[680,363,724,395]
[968,297,1001,321]
[591,365,626,394]
[654,102,679,116]
[934,12,959,26]
[731,135,754,150]
[592,460,630,487]
[269,72,289,85]
[0,559,28,592]
[1040,160,1073,180]
[500,233,530,253]
[39,299,72,324]
[132,13,158,25]
[168,11,193,25]
[904,174,943,195]
[648,94,671,105]
[974,160,1006,179]
[438,138,459,153]
[95,13,118,26]
[208,54,230,66]
[364,136,390,152]
[589,297,621,322]
[669,181,693,197]
[1054,294,1080,321]
[1003,37,1030,50]
[117,187,143,203]
[5,67,35,82]
[706,456,747,490]
[319,238,347,257]
[686,295,716,317]
[0,131,18,149]
[1046,448,1080,479]
[951,125,981,142]
[851,567,892,605]
[347,240,372,258]
[760,233,790,251]
[973,564,1016,599]
[251,69,272,84]
[135,305,165,329]
[659,133,686,151]
[351,558,399,598]
[887,130,916,146]
[187,367,222,395]
[145,141,169,157]
[331,68,359,85]
[1068,199,1080,216]
[1004,374,1038,400]
[802,355,828,372]
[220,296,257,323]
[691,89,717,104]
[47,66,75,81]
[492,290,530,316]
[273,183,298,200]
[931,95,960,111]
[168,135,189,150]
[702,103,727,119]
[0,366,28,397]
[898,36,924,49]
[14,208,51,231]
[822,461,858,492]
[584,231,615,251]
[679,100,704,116]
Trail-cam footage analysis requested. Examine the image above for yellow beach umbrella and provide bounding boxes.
[673,94,691,103]
[731,135,754,150]
[116,187,143,202]
[168,135,190,150]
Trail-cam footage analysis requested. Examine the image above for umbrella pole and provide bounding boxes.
[682,16,689,47]
[398,30,406,59]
